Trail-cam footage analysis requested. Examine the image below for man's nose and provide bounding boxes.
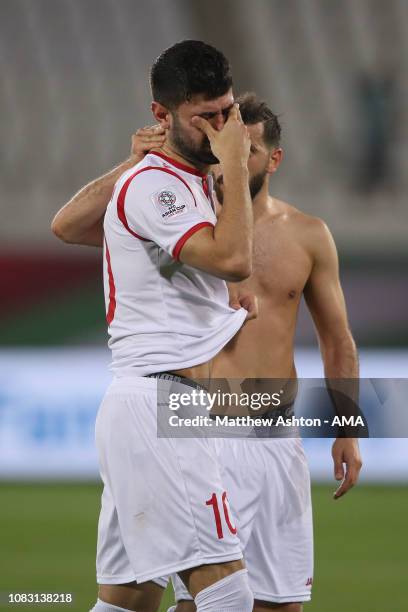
[212,113,226,131]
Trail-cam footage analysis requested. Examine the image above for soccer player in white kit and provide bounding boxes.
[53,89,362,611]
[53,41,257,612]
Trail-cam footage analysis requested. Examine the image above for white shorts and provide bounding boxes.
[95,376,242,585]
[173,437,313,604]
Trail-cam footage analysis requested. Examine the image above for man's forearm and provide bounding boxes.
[213,162,253,275]
[51,157,136,246]
[321,332,362,435]
[321,332,359,379]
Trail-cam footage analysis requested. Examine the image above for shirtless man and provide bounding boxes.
[170,93,362,612]
[52,91,362,611]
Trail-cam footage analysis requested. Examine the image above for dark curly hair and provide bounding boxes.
[236,92,281,148]
[150,40,233,109]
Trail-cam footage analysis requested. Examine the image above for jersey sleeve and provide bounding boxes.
[118,168,214,260]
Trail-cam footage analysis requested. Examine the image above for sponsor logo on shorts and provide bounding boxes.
[306,577,313,587]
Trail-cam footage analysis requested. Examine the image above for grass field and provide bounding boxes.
[0,483,407,611]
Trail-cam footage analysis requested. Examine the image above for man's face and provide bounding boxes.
[213,122,271,203]
[168,90,234,165]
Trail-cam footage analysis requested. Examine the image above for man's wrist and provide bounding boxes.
[125,155,140,167]
[221,164,249,187]
[220,157,249,174]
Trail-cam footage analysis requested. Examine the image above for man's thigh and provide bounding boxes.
[98,580,164,612]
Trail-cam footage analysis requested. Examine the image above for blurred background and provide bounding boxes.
[0,1,407,610]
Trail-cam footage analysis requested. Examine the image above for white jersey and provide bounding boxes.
[103,151,246,376]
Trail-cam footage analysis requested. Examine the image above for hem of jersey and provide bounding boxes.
[108,376,158,390]
[110,308,247,378]
[252,591,312,604]
[128,551,243,585]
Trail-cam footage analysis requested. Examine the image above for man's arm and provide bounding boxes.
[179,105,252,281]
[51,126,166,247]
[304,219,358,378]
[303,218,362,499]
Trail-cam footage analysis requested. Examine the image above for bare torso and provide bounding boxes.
[212,197,315,379]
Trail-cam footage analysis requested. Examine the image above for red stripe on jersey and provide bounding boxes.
[117,166,199,239]
[202,177,209,198]
[151,151,206,178]
[173,222,214,262]
[117,169,151,241]
[105,239,116,325]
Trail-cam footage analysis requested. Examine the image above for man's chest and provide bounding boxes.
[250,224,313,302]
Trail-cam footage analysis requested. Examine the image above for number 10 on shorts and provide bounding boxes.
[206,491,237,539]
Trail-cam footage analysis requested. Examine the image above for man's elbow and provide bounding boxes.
[321,330,358,359]
[220,256,252,282]
[51,215,75,244]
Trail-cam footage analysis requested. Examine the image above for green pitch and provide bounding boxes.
[0,483,406,611]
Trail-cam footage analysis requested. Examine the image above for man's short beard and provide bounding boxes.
[214,170,267,204]
[249,170,267,199]
[170,113,219,166]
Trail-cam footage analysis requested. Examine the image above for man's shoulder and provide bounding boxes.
[270,199,335,259]
[123,156,178,184]
[116,156,195,202]
[294,210,329,237]
[272,199,328,233]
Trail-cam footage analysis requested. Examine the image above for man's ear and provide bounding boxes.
[267,147,283,174]
[151,101,171,128]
